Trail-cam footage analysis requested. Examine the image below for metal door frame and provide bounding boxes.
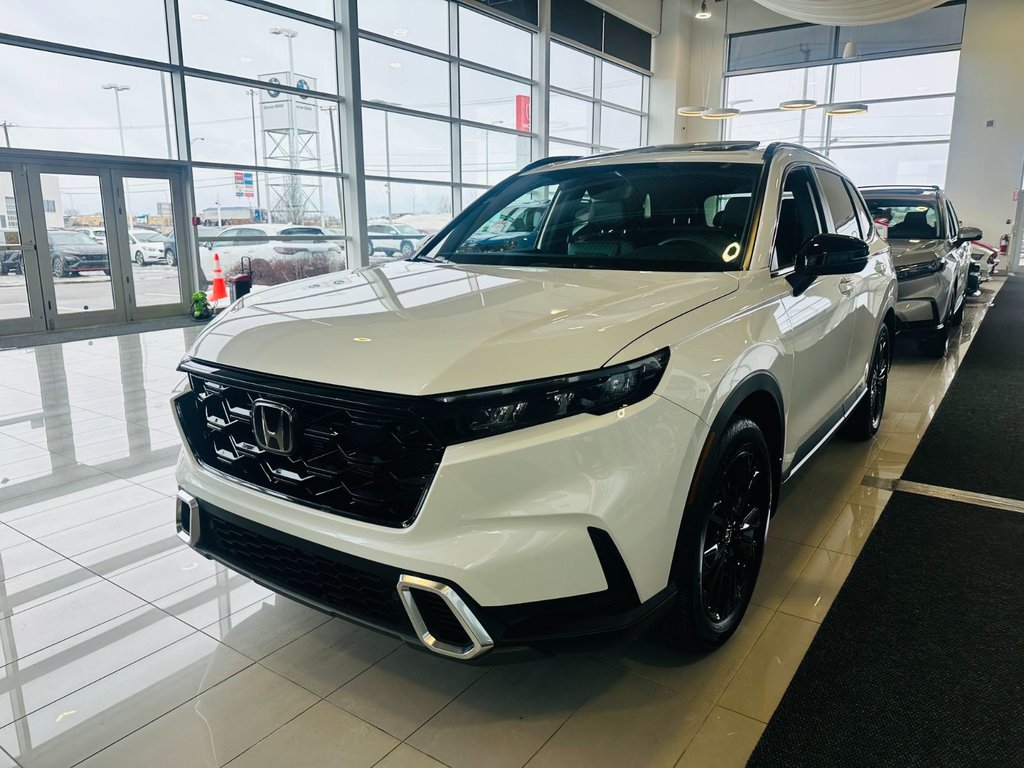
[0,160,47,336]
[25,161,126,330]
[109,164,194,320]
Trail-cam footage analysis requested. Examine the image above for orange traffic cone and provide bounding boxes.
[208,251,228,303]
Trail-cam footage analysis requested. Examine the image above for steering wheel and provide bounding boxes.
[657,236,722,261]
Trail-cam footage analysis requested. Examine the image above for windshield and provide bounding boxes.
[50,231,97,246]
[134,231,163,242]
[863,197,943,240]
[423,162,762,271]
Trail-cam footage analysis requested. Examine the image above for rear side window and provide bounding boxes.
[845,179,873,239]
[817,169,860,239]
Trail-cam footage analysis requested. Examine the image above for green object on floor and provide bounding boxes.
[190,291,213,321]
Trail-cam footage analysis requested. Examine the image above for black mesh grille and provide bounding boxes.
[177,365,444,527]
[412,590,473,647]
[201,506,412,633]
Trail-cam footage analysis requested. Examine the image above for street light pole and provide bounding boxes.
[246,89,263,220]
[102,83,131,155]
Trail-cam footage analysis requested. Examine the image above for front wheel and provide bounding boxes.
[663,418,772,651]
[400,240,414,258]
[845,323,891,441]
[165,248,176,266]
[135,251,145,265]
[52,256,69,278]
[922,326,949,358]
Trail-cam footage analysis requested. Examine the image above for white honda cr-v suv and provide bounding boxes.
[173,142,896,660]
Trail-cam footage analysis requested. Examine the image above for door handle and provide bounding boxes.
[838,277,854,295]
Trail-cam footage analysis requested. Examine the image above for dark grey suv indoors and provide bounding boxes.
[860,186,981,357]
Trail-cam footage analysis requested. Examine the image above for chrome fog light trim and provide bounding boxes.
[397,575,494,660]
[175,489,201,547]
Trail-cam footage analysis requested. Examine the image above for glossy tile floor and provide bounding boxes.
[0,281,1002,768]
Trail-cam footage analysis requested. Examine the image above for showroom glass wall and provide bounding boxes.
[0,0,651,312]
[356,0,651,249]
[723,2,965,187]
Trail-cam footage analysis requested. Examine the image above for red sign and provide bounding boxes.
[515,94,531,132]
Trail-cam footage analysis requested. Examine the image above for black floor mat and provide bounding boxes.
[748,493,1024,768]
[901,276,1024,500]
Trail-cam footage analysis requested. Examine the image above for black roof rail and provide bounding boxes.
[859,184,941,191]
[590,141,765,160]
[520,155,581,172]
[762,141,829,162]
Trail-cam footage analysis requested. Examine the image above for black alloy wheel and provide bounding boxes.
[664,417,773,651]
[135,251,146,265]
[52,255,69,278]
[700,446,770,627]
[845,323,892,440]
[868,326,891,432]
[165,248,176,266]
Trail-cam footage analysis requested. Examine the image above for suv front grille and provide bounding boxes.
[175,361,444,528]
[199,502,412,633]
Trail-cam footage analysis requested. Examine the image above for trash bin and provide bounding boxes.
[228,273,252,301]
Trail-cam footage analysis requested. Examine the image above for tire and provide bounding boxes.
[663,417,773,651]
[52,256,69,278]
[845,323,891,441]
[922,326,949,358]
[135,251,145,265]
[165,248,176,266]
[949,292,965,327]
[400,240,414,258]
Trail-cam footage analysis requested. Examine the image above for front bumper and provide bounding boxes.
[173,389,706,659]
[176,492,675,660]
[894,272,948,335]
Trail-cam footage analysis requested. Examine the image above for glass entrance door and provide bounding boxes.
[0,164,45,335]
[116,170,192,318]
[0,160,192,336]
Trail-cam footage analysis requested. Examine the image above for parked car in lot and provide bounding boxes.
[129,231,171,265]
[460,200,549,252]
[367,222,427,258]
[74,226,107,243]
[173,141,896,660]
[48,229,110,277]
[0,228,21,275]
[199,223,345,285]
[861,185,980,357]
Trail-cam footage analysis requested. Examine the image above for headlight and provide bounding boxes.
[895,258,944,280]
[433,349,669,443]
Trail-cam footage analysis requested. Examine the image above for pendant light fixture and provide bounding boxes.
[695,1,711,20]
[826,102,869,116]
[677,106,707,116]
[700,107,741,120]
[779,99,817,111]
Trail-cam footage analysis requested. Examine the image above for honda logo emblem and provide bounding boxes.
[252,400,296,456]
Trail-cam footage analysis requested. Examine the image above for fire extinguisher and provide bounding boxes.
[999,233,1010,255]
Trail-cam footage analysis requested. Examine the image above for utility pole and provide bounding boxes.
[0,121,13,148]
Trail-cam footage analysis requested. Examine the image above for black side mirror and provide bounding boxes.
[956,226,983,244]
[788,233,869,294]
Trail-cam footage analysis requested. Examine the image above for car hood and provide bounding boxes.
[887,239,943,267]
[189,260,739,395]
[54,244,107,256]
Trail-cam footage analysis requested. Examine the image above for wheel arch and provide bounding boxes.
[706,372,785,493]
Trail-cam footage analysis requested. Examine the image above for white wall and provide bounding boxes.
[945,0,1024,250]
[649,0,729,144]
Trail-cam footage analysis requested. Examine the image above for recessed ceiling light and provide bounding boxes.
[389,61,402,69]
[393,27,408,37]
[191,13,209,20]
